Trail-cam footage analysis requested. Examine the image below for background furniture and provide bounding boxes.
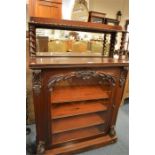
[88,11,106,23]
[36,36,48,52]
[88,11,120,25]
[29,17,128,155]
[29,0,62,19]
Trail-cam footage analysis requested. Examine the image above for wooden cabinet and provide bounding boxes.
[30,59,128,155]
[29,17,129,155]
[29,0,62,19]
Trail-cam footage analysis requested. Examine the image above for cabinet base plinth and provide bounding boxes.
[45,135,117,155]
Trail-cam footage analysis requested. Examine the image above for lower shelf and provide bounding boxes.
[52,124,106,145]
[52,113,106,134]
[45,135,117,155]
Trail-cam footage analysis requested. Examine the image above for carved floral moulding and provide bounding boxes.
[32,70,42,95]
[119,67,128,87]
[47,70,125,91]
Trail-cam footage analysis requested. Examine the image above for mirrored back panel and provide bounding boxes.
[36,28,113,57]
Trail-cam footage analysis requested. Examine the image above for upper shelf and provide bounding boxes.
[29,17,125,33]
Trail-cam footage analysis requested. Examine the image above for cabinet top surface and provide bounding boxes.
[29,17,125,33]
[29,57,129,69]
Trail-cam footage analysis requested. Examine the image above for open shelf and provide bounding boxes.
[51,85,111,104]
[52,100,108,119]
[52,113,106,134]
[52,124,106,145]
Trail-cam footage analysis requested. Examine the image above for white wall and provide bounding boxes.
[89,0,129,27]
[62,0,75,20]
[62,0,90,20]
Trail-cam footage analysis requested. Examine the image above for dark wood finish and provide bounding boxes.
[29,0,62,19]
[29,18,129,154]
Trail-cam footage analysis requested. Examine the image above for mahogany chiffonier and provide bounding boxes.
[29,17,129,155]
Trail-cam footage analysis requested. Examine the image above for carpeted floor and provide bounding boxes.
[26,100,129,155]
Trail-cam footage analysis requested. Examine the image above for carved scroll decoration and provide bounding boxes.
[48,70,117,91]
[119,67,128,87]
[32,70,42,95]
[36,141,45,155]
[109,125,116,137]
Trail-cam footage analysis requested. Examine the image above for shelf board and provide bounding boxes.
[52,113,105,134]
[52,125,106,145]
[30,17,123,33]
[45,135,117,155]
[52,101,108,119]
[51,85,110,104]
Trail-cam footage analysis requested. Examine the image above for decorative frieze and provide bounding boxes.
[48,70,117,91]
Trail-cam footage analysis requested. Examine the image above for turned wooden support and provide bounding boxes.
[120,32,127,53]
[29,24,36,57]
[102,33,107,56]
[103,33,111,57]
[109,32,116,57]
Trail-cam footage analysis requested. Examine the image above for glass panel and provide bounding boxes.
[36,28,108,56]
